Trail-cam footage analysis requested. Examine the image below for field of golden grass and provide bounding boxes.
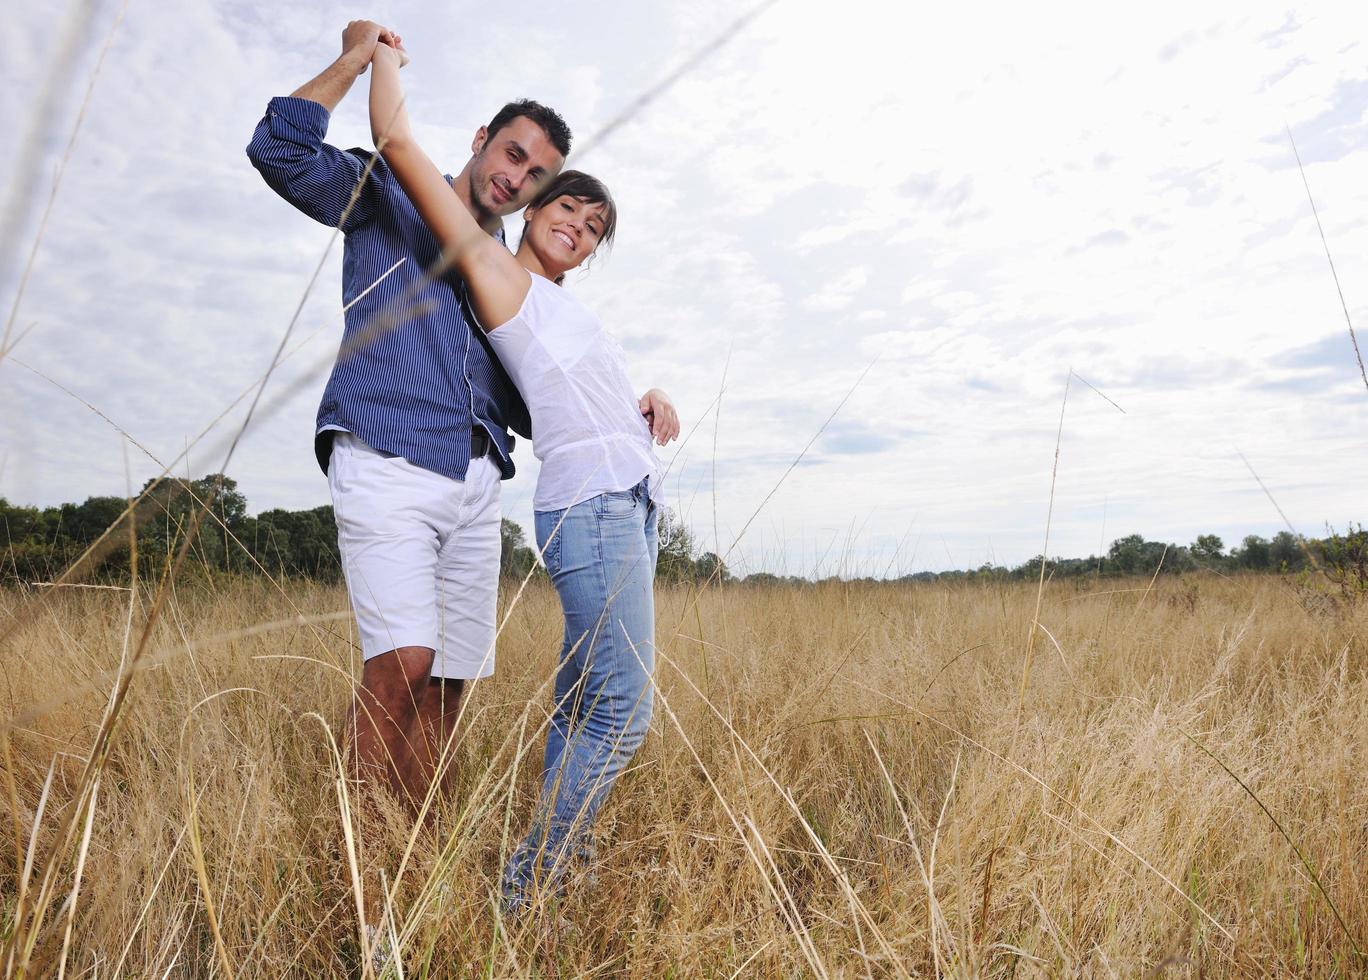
[1,574,1365,977]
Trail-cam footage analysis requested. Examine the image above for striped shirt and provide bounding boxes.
[245,96,530,481]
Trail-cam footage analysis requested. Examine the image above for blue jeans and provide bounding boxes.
[501,479,659,912]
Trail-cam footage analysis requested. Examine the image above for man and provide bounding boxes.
[245,20,567,804]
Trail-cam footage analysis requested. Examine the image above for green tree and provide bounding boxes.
[252,506,341,579]
[1106,534,1148,575]
[0,497,62,581]
[694,551,730,584]
[500,518,538,580]
[1318,523,1367,600]
[131,474,250,574]
[1191,534,1224,562]
[1107,534,1175,576]
[656,507,697,583]
[743,571,782,586]
[1234,534,1271,571]
[62,496,129,545]
[1268,531,1303,572]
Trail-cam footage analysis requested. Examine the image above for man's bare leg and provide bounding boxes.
[350,646,436,802]
[415,677,467,797]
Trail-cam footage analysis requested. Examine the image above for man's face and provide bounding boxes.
[468,116,565,218]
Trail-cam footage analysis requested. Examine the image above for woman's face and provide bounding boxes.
[525,195,609,276]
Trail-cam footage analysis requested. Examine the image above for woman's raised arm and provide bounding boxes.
[368,42,530,328]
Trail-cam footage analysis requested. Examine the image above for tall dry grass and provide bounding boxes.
[1,572,1365,977]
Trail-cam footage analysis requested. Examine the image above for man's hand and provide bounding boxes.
[286,19,401,112]
[638,388,680,446]
[342,20,400,74]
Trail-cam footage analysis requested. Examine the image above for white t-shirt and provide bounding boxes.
[487,272,662,513]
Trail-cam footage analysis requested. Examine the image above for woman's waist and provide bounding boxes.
[533,442,660,500]
[534,429,654,461]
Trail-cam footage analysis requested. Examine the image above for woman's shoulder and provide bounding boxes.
[526,273,599,323]
[527,271,576,301]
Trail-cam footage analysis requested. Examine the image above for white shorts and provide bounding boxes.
[328,432,502,680]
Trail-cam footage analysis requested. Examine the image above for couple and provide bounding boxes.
[246,20,676,914]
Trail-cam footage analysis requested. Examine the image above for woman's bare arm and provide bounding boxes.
[368,43,529,329]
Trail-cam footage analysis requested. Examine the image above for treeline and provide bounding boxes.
[0,473,731,586]
[0,475,340,584]
[891,528,1366,587]
[735,530,1368,588]
[1,475,1360,593]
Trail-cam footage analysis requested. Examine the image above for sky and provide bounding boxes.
[2,0,1366,577]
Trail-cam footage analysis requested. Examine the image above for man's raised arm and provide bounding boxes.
[292,20,392,113]
[244,20,398,231]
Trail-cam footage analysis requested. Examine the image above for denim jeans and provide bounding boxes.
[501,478,659,913]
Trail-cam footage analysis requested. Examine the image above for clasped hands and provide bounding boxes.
[343,19,409,71]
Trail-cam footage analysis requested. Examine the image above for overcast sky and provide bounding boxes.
[3,1,1365,576]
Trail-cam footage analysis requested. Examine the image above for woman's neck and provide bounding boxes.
[515,243,557,282]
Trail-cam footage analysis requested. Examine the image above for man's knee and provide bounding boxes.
[359,646,436,718]
[423,676,466,719]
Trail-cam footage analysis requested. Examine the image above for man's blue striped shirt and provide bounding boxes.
[246,96,530,481]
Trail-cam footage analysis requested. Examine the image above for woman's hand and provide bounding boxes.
[372,32,410,69]
[638,389,680,445]
[340,20,400,74]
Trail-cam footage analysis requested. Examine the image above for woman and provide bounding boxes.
[368,40,676,913]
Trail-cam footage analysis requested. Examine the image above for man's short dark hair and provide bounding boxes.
[486,99,572,158]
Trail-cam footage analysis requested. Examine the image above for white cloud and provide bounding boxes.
[801,266,867,312]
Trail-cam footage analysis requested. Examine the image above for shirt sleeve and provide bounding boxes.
[245,96,378,232]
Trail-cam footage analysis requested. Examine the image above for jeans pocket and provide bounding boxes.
[596,490,638,521]
[537,513,564,575]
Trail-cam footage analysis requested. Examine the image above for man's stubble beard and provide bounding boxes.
[466,154,503,226]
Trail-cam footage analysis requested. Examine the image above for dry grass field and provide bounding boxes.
[1,573,1365,977]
